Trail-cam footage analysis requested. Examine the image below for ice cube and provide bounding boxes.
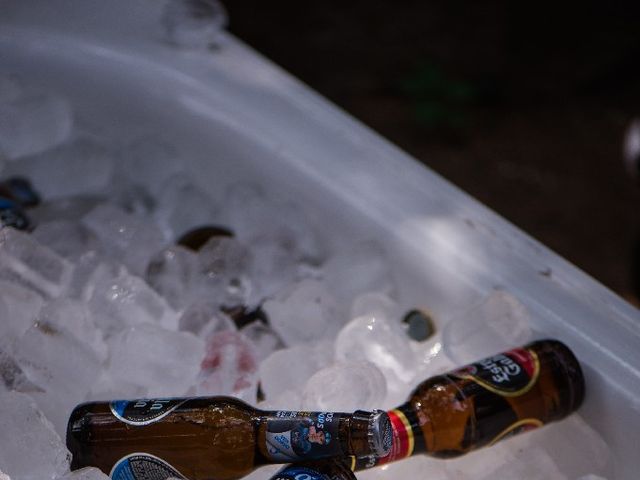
[86,371,146,402]
[0,279,45,347]
[350,292,400,322]
[197,330,258,402]
[56,467,111,480]
[442,289,532,364]
[0,350,43,394]
[263,279,340,346]
[33,220,98,260]
[249,236,300,304]
[146,245,200,310]
[36,298,108,362]
[259,341,333,401]
[4,137,113,198]
[225,183,324,263]
[155,174,221,240]
[178,301,235,336]
[0,391,71,480]
[118,136,184,196]
[335,313,418,396]
[323,240,396,316]
[82,203,166,276]
[86,263,178,334]
[409,333,456,379]
[106,324,205,397]
[0,227,73,298]
[66,250,102,300]
[13,321,102,435]
[240,322,283,362]
[0,469,9,480]
[224,184,324,302]
[196,236,253,307]
[162,0,228,49]
[0,87,73,159]
[300,361,386,412]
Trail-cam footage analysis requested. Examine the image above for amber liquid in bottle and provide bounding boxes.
[356,339,585,469]
[67,397,390,480]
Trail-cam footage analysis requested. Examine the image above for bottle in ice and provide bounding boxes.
[0,196,32,231]
[355,339,584,469]
[0,176,41,208]
[67,396,392,480]
[269,458,356,480]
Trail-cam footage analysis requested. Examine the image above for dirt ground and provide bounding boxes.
[227,1,640,305]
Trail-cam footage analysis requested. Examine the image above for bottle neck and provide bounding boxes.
[353,402,428,471]
[256,409,382,464]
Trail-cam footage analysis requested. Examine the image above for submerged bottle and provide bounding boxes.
[67,396,391,480]
[355,339,584,469]
[269,458,356,480]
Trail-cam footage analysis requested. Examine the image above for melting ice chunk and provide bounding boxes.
[301,361,386,412]
[197,330,258,402]
[264,279,340,346]
[0,227,73,299]
[106,324,205,397]
[13,321,102,435]
[335,313,417,387]
[146,245,200,310]
[0,391,71,480]
[82,203,166,276]
[259,341,333,401]
[86,263,178,334]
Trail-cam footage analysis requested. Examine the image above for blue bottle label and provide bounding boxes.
[264,411,345,462]
[110,453,186,480]
[271,466,328,480]
[110,398,187,426]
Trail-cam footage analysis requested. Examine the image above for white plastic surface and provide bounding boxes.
[1,1,639,478]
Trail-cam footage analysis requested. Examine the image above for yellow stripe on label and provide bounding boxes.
[391,408,415,457]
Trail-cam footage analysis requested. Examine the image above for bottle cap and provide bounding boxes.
[354,410,392,457]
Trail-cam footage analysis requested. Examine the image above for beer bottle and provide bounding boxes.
[354,339,584,469]
[0,176,41,208]
[67,396,392,480]
[269,458,356,480]
[0,196,32,231]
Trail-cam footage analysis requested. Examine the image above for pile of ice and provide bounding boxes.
[0,75,611,480]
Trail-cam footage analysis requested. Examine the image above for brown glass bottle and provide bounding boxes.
[354,339,584,469]
[269,458,357,480]
[67,396,391,480]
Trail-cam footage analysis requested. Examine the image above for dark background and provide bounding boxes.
[226,1,640,305]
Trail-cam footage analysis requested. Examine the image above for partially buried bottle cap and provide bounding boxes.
[353,410,392,458]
